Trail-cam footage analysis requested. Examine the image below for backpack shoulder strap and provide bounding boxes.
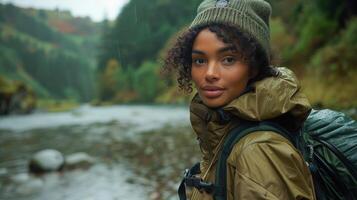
[214,120,294,200]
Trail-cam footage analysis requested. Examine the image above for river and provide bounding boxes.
[0,105,193,200]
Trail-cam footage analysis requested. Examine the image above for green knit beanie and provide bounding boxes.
[190,0,272,61]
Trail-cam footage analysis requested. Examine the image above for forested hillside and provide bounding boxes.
[97,0,357,108]
[0,3,100,113]
[96,0,202,103]
[0,0,356,114]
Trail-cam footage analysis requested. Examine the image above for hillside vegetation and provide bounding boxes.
[0,4,100,113]
[0,0,356,114]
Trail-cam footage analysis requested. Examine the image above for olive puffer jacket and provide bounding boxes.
[189,67,316,200]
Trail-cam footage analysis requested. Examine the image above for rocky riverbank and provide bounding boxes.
[109,125,201,199]
[0,108,198,200]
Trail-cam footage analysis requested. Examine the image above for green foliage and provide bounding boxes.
[98,59,123,101]
[310,18,357,75]
[0,3,99,102]
[64,88,80,102]
[290,13,337,63]
[133,61,164,102]
[99,0,202,69]
[270,18,295,63]
[339,18,357,46]
[37,99,79,112]
[291,10,357,109]
[0,75,36,114]
[0,45,20,73]
[282,0,352,65]
[16,65,51,98]
[269,1,356,109]
[96,0,205,104]
[266,0,299,20]
[97,20,116,72]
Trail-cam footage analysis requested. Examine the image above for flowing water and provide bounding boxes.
[0,105,191,200]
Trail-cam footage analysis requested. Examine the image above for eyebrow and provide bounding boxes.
[191,50,204,55]
[191,46,237,55]
[218,46,237,53]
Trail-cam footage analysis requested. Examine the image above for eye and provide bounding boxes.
[192,58,206,65]
[222,56,236,65]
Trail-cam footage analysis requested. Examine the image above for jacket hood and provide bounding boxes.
[189,67,311,161]
[222,67,311,126]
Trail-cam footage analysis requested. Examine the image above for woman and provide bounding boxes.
[164,0,316,199]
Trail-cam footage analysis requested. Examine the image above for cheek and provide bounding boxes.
[224,66,250,88]
[191,67,202,85]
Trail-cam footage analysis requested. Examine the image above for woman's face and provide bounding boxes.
[191,28,251,108]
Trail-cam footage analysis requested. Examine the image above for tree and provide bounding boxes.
[99,59,122,101]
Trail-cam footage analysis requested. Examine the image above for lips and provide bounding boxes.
[201,86,225,98]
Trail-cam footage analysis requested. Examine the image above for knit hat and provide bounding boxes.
[190,0,272,60]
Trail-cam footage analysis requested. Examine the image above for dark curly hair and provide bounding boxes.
[163,23,277,93]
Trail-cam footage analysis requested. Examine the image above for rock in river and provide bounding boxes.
[29,149,64,173]
[65,152,95,170]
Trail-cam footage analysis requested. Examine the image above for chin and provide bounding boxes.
[201,98,228,108]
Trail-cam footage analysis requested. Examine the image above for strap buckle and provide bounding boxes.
[183,166,215,194]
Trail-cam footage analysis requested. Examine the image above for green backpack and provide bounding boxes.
[178,109,357,200]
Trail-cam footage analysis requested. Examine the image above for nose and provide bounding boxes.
[205,61,220,82]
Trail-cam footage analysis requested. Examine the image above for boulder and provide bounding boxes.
[64,152,95,170]
[29,149,64,174]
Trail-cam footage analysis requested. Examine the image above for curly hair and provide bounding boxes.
[163,23,277,93]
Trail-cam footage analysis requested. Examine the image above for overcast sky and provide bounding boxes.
[1,0,130,22]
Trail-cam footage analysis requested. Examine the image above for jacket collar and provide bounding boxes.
[189,67,311,161]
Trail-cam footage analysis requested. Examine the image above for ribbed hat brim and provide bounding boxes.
[190,7,271,60]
